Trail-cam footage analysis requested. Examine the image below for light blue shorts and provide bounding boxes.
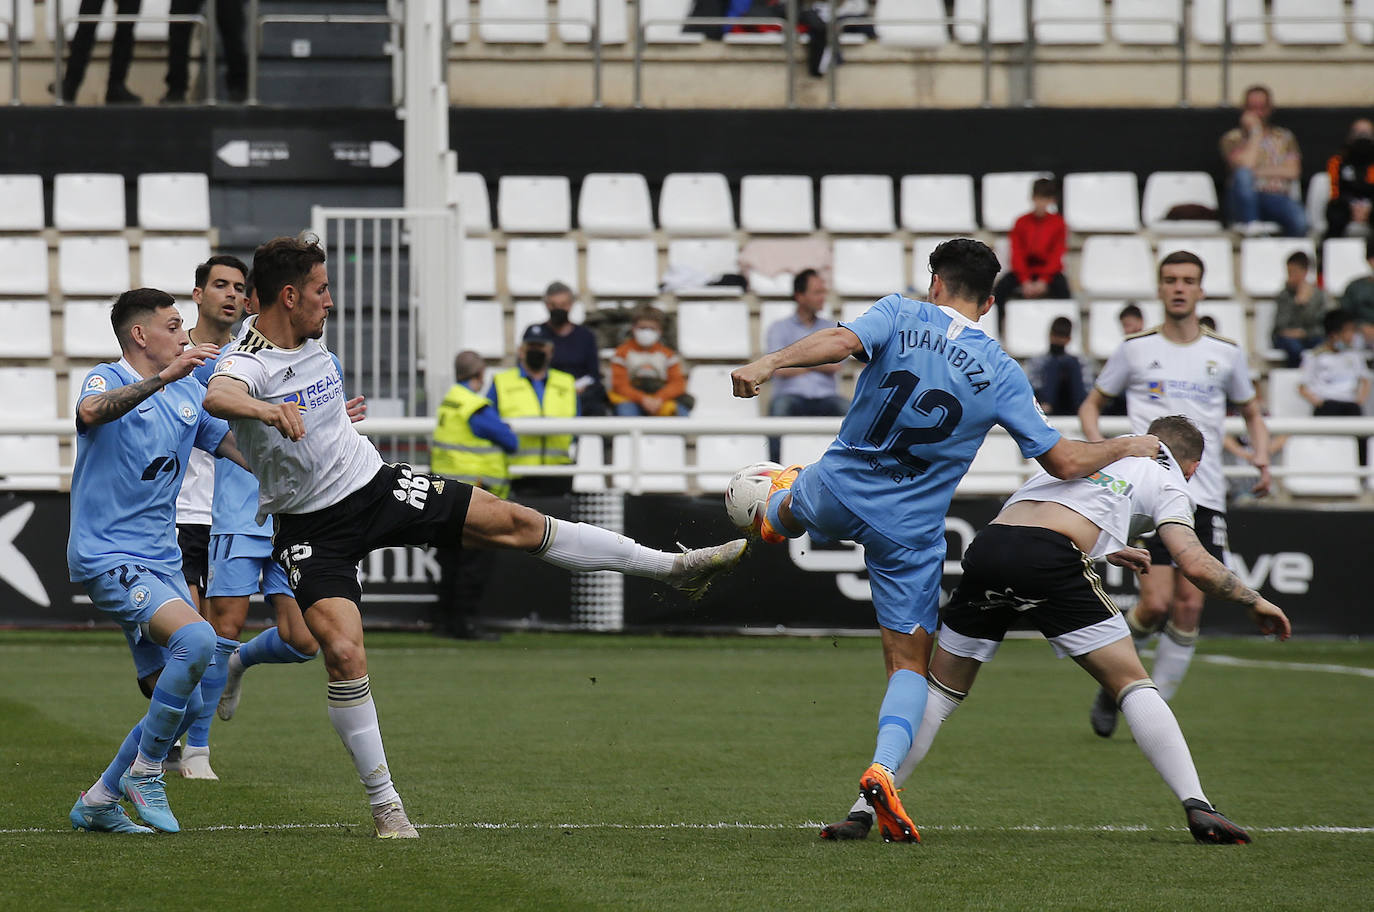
[790,467,944,635]
[84,564,194,641]
[206,533,293,598]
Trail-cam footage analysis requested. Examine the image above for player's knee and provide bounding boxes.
[321,638,367,678]
[168,619,217,676]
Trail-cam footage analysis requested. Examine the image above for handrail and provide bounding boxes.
[2,0,18,105]
[247,0,402,106]
[821,13,992,110]
[1222,12,1374,104]
[53,9,212,104]
[446,15,602,106]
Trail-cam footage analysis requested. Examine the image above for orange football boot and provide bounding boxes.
[758,464,803,544]
[859,763,920,843]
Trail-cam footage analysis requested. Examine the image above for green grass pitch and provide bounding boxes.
[2,630,1370,911]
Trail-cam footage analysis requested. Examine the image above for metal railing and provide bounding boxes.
[820,13,992,109]
[2,0,20,105]
[53,8,213,104]
[247,0,402,106]
[447,13,605,106]
[1221,12,1374,103]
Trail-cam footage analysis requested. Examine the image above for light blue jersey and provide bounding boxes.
[68,360,230,582]
[815,294,1061,550]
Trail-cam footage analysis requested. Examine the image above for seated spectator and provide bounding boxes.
[1300,310,1370,418]
[609,306,691,417]
[992,178,1070,328]
[1339,236,1374,347]
[1219,85,1306,237]
[540,281,607,417]
[765,269,848,461]
[1118,303,1146,336]
[1024,316,1094,416]
[1223,431,1288,505]
[1323,118,1374,243]
[1272,251,1330,367]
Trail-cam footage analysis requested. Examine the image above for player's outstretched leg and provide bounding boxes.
[219,625,317,721]
[758,465,803,544]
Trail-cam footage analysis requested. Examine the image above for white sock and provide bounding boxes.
[326,676,401,807]
[532,517,676,578]
[85,778,121,805]
[130,751,161,777]
[1152,622,1198,700]
[1119,680,1207,805]
[849,676,966,817]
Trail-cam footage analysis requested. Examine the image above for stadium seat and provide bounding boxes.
[1191,0,1264,45]
[1141,172,1223,234]
[1283,436,1361,497]
[981,172,1051,233]
[1111,0,1181,44]
[676,301,751,360]
[874,0,948,47]
[455,172,492,235]
[1062,172,1140,233]
[1196,301,1245,342]
[578,173,653,236]
[0,0,35,42]
[900,175,977,234]
[833,239,904,298]
[696,435,769,493]
[0,237,50,294]
[62,300,120,358]
[1305,172,1330,236]
[458,300,506,359]
[952,0,1027,43]
[740,176,815,234]
[839,300,870,324]
[659,173,734,235]
[611,434,687,492]
[53,174,125,231]
[665,238,740,296]
[1265,368,1306,417]
[688,365,759,418]
[59,237,129,296]
[0,365,59,488]
[449,0,471,42]
[1156,237,1235,298]
[1322,238,1370,297]
[956,435,1026,495]
[572,435,606,493]
[1272,0,1345,45]
[512,299,585,348]
[478,0,548,42]
[139,236,211,296]
[1249,299,1279,360]
[1001,300,1081,359]
[0,175,44,231]
[137,173,210,231]
[1086,300,1163,359]
[558,0,629,44]
[497,176,571,233]
[506,238,578,297]
[1240,238,1316,298]
[1078,236,1155,299]
[820,175,896,234]
[640,0,702,43]
[586,239,658,297]
[0,301,52,358]
[461,237,497,297]
[780,434,833,466]
[910,236,951,290]
[1357,0,1374,44]
[1032,0,1105,45]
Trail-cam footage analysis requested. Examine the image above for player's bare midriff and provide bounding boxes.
[989,500,1100,555]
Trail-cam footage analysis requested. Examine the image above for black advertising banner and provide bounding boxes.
[210,127,403,182]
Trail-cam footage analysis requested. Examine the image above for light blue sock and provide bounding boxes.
[138,621,215,762]
[186,636,240,749]
[764,489,804,539]
[99,723,142,794]
[872,669,928,773]
[238,626,315,668]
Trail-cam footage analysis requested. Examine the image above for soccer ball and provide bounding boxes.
[724,461,784,534]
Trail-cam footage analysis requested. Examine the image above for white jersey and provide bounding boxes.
[1005,442,1195,559]
[174,448,214,525]
[212,322,382,521]
[1300,345,1370,403]
[1094,326,1254,512]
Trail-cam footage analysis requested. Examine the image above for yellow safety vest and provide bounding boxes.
[492,367,576,467]
[431,383,511,499]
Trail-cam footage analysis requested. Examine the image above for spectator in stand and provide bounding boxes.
[609,306,691,418]
[1119,303,1146,336]
[165,0,248,103]
[1339,236,1374,347]
[56,0,142,104]
[1323,118,1374,243]
[1272,251,1330,367]
[764,269,848,461]
[489,325,578,498]
[1024,316,1094,416]
[1220,85,1306,237]
[1300,310,1370,419]
[992,178,1070,330]
[539,281,607,417]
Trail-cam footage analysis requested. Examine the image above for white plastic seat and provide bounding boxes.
[449,0,471,42]
[1191,0,1263,45]
[1001,300,1081,359]
[1357,0,1374,44]
[659,173,734,235]
[455,172,492,235]
[1078,236,1155,299]
[640,0,702,43]
[0,0,35,42]
[461,237,497,297]
[953,0,1027,43]
[458,300,506,359]
[901,175,977,234]
[0,301,52,358]
[1284,436,1361,497]
[779,434,833,466]
[1142,171,1223,234]
[687,365,759,418]
[740,175,815,234]
[558,0,628,43]
[1033,0,1105,45]
[478,0,548,42]
[820,175,896,234]
[59,237,129,296]
[578,173,653,236]
[981,172,1051,233]
[570,435,606,493]
[666,238,739,296]
[497,176,571,233]
[505,238,578,297]
[1322,238,1370,298]
[833,239,904,298]
[875,0,948,47]
[0,175,44,231]
[1272,0,1345,45]
[0,366,58,488]
[611,434,687,492]
[0,237,50,294]
[512,299,586,349]
[910,236,955,290]
[1266,368,1306,418]
[1062,172,1140,233]
[54,174,125,231]
[137,173,210,231]
[1155,237,1235,298]
[956,435,1026,495]
[748,271,795,298]
[1305,172,1331,236]
[139,236,210,296]
[1196,301,1245,342]
[676,301,751,360]
[586,239,658,297]
[1250,300,1282,360]
[696,435,769,493]
[1086,300,1163,359]
[1111,0,1181,44]
[63,300,121,358]
[1239,238,1316,298]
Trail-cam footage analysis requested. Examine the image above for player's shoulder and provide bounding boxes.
[79,361,125,394]
[1200,327,1241,348]
[1121,326,1162,346]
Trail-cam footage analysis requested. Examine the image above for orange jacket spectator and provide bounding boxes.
[609,306,690,417]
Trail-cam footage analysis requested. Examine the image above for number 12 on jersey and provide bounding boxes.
[864,369,963,474]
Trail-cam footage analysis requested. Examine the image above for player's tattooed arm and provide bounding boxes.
[1159,522,1290,639]
[77,375,167,428]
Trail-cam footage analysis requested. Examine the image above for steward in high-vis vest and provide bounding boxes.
[431,350,517,499]
[489,324,578,497]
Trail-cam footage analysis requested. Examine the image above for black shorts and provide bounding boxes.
[273,464,474,609]
[1145,505,1226,565]
[939,525,1128,662]
[176,523,211,593]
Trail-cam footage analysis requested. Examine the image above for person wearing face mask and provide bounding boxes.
[1300,310,1370,420]
[609,306,691,418]
[489,325,578,497]
[1324,118,1374,244]
[540,281,607,417]
[1024,316,1095,416]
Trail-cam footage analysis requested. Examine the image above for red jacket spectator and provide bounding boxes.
[1010,210,1067,284]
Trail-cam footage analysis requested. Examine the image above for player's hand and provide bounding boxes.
[731,359,772,398]
[260,400,306,441]
[1125,434,1161,458]
[160,342,220,384]
[1105,547,1152,574]
[1248,596,1291,640]
[1250,463,1271,497]
[345,395,367,423]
